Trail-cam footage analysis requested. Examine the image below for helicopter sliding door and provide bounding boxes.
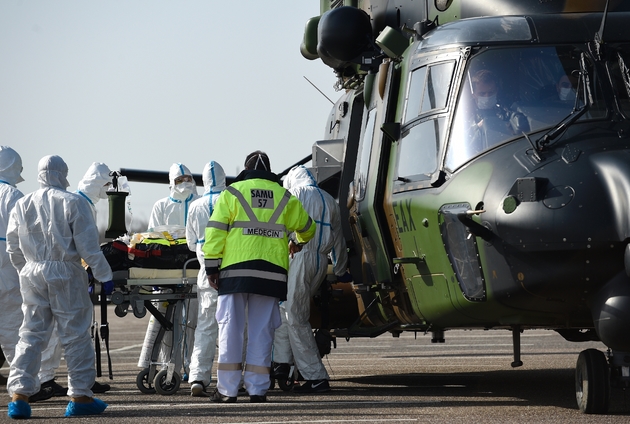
[385,49,479,326]
[346,60,405,331]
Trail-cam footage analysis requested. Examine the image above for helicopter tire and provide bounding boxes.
[154,369,181,395]
[575,348,610,414]
[136,368,156,394]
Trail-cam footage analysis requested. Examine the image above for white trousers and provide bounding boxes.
[216,293,280,397]
[188,287,218,386]
[272,251,329,380]
[8,261,95,398]
[0,281,61,384]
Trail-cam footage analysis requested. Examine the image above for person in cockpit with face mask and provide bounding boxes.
[557,74,577,103]
[148,163,199,231]
[469,69,529,151]
[472,69,500,112]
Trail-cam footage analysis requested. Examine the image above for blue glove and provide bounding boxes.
[102,280,114,295]
[336,271,353,283]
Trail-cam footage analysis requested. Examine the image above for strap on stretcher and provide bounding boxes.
[95,288,113,380]
[113,240,162,258]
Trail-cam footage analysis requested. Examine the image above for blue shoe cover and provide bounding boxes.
[8,400,31,419]
[64,398,108,417]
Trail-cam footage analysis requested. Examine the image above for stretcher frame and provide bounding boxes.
[110,258,198,395]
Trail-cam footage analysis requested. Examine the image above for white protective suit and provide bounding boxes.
[6,155,113,398]
[140,163,199,374]
[272,165,348,380]
[76,162,112,220]
[185,161,225,387]
[148,163,199,230]
[0,147,61,384]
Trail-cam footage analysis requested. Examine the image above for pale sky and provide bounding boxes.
[0,1,338,231]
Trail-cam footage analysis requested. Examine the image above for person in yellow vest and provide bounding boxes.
[204,151,316,403]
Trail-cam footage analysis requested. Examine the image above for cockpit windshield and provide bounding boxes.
[445,46,606,171]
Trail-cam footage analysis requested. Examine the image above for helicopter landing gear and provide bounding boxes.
[575,348,610,414]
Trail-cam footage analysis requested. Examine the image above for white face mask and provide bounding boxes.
[476,94,497,110]
[98,185,109,200]
[559,87,574,101]
[174,181,194,196]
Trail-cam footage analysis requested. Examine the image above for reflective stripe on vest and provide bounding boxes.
[219,268,287,283]
[225,186,289,239]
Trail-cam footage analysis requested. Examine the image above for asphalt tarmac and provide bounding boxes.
[2,305,630,423]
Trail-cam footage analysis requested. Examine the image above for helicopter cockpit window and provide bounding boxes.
[445,46,606,171]
[397,118,445,181]
[420,17,531,50]
[355,108,377,201]
[403,62,455,123]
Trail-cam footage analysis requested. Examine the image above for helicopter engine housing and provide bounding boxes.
[317,6,373,71]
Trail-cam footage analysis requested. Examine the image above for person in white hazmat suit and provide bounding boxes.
[0,147,63,404]
[272,165,351,393]
[185,161,225,396]
[148,162,199,230]
[74,162,115,395]
[139,163,199,379]
[76,162,112,217]
[6,155,112,419]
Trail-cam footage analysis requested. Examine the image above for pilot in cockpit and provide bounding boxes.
[468,69,529,151]
[556,74,578,103]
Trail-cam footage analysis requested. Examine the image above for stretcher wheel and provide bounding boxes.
[136,368,156,394]
[111,291,125,304]
[154,369,181,395]
[114,304,128,317]
[133,306,147,319]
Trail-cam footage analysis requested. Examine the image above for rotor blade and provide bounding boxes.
[119,168,236,186]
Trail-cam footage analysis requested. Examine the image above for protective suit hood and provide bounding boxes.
[0,146,25,186]
[37,155,69,189]
[202,161,226,195]
[283,165,317,191]
[76,162,112,206]
[168,163,197,201]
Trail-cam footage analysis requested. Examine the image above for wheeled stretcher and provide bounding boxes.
[110,258,198,395]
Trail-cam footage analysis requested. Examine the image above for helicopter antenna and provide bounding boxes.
[304,76,335,105]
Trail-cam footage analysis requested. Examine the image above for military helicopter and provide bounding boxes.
[106,0,630,413]
[292,0,630,415]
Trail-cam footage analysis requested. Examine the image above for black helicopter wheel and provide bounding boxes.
[575,348,610,414]
[154,369,181,395]
[136,368,156,394]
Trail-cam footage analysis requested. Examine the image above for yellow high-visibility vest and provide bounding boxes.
[203,176,315,299]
